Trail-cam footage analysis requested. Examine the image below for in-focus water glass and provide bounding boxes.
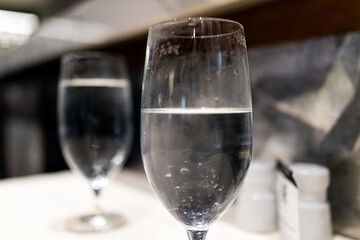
[141,17,253,240]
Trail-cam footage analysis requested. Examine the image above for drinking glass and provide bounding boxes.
[58,52,133,232]
[141,17,253,240]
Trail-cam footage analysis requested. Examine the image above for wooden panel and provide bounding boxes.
[223,0,360,47]
[107,0,360,52]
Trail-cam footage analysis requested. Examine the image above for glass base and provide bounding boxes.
[66,213,126,233]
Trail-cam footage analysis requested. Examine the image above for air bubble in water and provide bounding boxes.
[180,168,189,174]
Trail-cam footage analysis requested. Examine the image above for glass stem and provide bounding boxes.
[187,230,208,240]
[93,189,102,216]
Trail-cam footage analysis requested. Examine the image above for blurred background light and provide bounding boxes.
[0,9,39,35]
[0,9,39,54]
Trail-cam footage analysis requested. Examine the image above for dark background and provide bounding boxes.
[1,0,360,178]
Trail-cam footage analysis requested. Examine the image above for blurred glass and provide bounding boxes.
[58,51,133,232]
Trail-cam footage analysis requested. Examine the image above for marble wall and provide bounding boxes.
[249,33,360,239]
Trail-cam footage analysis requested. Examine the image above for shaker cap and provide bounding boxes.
[290,162,330,202]
[245,159,276,189]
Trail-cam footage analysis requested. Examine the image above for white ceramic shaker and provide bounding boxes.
[290,162,332,240]
[236,159,277,232]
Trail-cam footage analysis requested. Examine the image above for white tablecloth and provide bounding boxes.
[0,170,352,240]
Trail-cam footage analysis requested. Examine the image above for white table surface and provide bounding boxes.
[0,169,352,240]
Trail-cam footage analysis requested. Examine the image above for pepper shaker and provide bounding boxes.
[290,162,332,240]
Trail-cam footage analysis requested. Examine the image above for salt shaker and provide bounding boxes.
[236,159,277,232]
[290,162,332,240]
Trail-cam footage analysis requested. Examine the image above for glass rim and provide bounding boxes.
[61,51,126,65]
[149,17,244,39]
